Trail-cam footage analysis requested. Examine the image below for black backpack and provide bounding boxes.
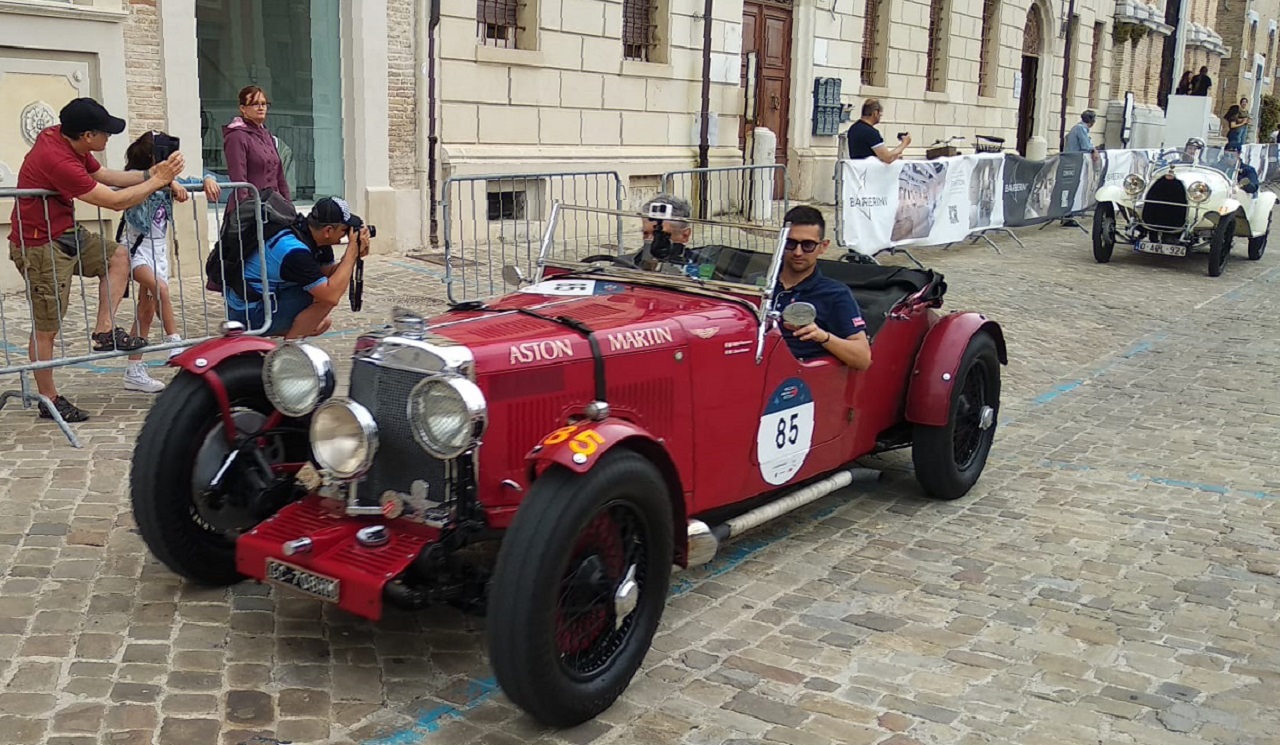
[205,188,298,301]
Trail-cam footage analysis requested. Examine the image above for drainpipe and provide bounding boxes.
[417,0,441,250]
[1057,0,1078,152]
[697,0,714,219]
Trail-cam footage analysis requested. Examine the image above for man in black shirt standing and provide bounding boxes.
[845,98,911,162]
[1190,66,1212,96]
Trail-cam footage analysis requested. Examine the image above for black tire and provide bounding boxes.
[1209,213,1236,277]
[1092,202,1116,263]
[487,450,673,727]
[130,356,296,586]
[1248,213,1271,260]
[912,333,1001,500]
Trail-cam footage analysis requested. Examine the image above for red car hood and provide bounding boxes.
[427,281,756,371]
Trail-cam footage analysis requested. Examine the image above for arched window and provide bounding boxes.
[978,0,1000,96]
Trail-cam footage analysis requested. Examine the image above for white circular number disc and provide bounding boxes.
[519,279,597,296]
[756,378,815,486]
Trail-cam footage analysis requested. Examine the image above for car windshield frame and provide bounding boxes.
[532,203,793,362]
[535,202,791,298]
[1154,145,1240,179]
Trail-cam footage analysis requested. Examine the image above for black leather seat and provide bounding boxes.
[816,261,943,338]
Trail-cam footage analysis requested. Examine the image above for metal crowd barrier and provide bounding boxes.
[659,165,789,255]
[0,182,271,446]
[441,171,625,303]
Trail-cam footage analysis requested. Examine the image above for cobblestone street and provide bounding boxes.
[1,218,1279,745]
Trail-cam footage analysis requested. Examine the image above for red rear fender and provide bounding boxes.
[170,335,279,375]
[905,312,1006,427]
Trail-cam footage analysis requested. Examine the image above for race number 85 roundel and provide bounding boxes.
[756,378,815,485]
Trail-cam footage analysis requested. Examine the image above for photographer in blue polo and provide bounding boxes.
[227,196,371,338]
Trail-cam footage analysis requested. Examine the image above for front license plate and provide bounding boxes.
[265,559,340,602]
[1136,241,1187,257]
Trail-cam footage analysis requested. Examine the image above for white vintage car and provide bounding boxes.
[1092,141,1276,277]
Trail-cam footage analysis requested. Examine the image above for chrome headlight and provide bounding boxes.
[264,343,334,417]
[408,377,487,459]
[1123,174,1145,196]
[310,400,378,478]
[1188,181,1211,203]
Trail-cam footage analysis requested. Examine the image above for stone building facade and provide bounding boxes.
[1,0,421,269]
[1214,0,1280,143]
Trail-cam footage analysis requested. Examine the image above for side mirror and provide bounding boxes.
[781,302,817,328]
[501,264,527,288]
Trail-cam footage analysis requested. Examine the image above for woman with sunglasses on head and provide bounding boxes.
[222,85,291,209]
[772,205,872,370]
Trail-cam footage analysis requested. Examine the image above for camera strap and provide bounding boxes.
[349,257,364,312]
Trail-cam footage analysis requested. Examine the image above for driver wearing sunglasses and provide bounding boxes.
[772,206,872,370]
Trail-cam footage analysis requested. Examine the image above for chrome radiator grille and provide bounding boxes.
[349,359,448,502]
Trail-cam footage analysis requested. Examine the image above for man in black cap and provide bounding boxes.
[226,196,371,339]
[8,96,185,423]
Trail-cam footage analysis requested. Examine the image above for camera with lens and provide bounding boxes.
[152,132,181,162]
[366,225,377,238]
[644,203,680,261]
[897,132,909,142]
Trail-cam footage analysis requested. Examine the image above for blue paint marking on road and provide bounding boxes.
[391,260,447,280]
[1032,381,1083,405]
[1040,460,1275,500]
[360,497,853,745]
[1031,333,1167,407]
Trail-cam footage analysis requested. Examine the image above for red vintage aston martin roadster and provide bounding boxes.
[130,204,1005,727]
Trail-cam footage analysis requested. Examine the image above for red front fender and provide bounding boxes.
[170,335,279,375]
[526,417,690,565]
[905,312,1007,426]
[526,418,663,476]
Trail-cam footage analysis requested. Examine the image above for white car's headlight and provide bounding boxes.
[1124,174,1145,196]
[264,343,334,417]
[311,400,378,478]
[1188,181,1211,203]
[408,377,487,459]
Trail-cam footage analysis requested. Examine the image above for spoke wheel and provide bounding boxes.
[131,356,307,586]
[487,451,673,727]
[912,333,1002,500]
[1092,202,1117,263]
[1209,214,1236,277]
[1248,214,1271,260]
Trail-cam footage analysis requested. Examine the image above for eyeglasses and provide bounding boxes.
[244,101,271,109]
[784,239,822,253]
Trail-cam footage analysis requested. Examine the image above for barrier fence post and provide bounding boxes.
[1,182,268,446]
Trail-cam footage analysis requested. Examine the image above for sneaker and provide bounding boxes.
[38,395,89,423]
[124,363,165,393]
[164,334,188,360]
[92,327,147,352]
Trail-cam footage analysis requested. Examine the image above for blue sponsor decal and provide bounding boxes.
[764,377,813,414]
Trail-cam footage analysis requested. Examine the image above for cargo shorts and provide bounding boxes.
[8,226,116,333]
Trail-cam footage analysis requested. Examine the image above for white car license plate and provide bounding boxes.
[1136,241,1186,257]
[265,559,340,602]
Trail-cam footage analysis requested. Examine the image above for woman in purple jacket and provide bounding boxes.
[223,85,291,207]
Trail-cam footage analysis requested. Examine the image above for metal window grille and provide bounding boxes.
[978,0,998,95]
[622,0,655,62]
[861,0,884,86]
[1088,22,1104,107]
[925,0,947,91]
[477,0,520,48]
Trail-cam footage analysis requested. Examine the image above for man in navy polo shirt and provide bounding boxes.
[772,206,872,369]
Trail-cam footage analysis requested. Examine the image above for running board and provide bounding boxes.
[680,466,882,570]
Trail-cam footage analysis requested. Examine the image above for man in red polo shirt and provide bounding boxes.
[8,97,184,422]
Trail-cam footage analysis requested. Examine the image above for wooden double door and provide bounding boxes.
[740,0,792,197]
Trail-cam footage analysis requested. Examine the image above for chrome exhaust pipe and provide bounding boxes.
[681,467,881,569]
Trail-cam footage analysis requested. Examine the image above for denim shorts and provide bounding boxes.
[230,285,315,337]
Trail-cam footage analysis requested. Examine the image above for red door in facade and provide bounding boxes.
[741,1,792,197]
